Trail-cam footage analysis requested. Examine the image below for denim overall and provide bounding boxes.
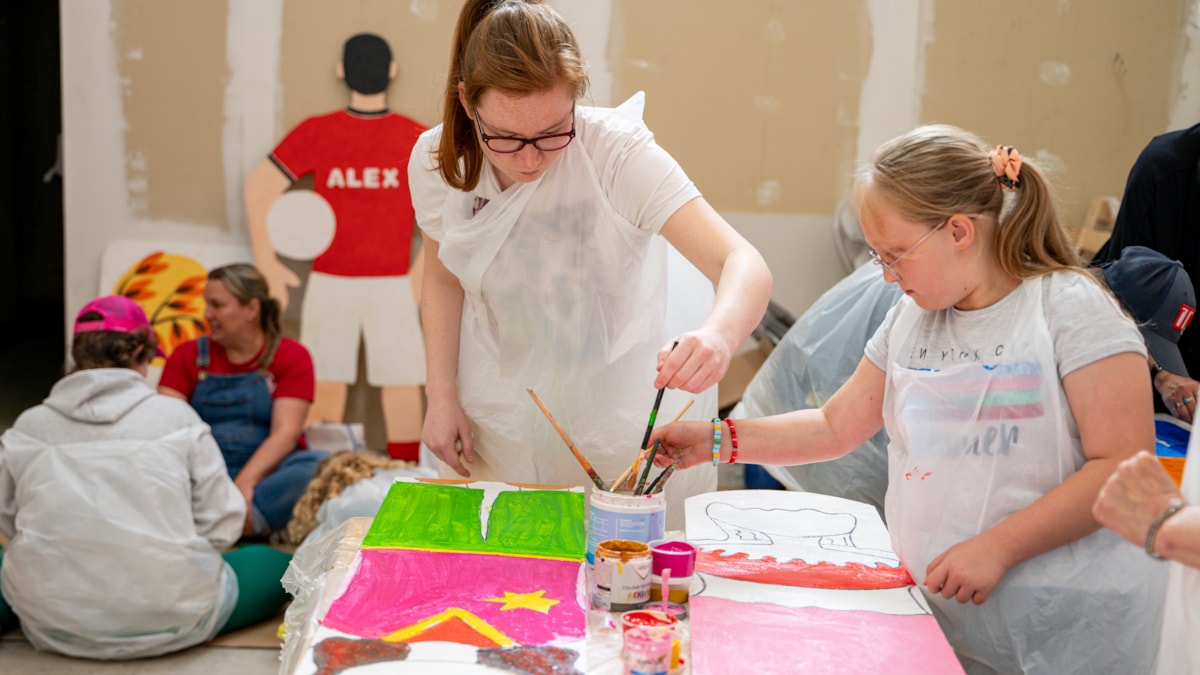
[191,336,325,534]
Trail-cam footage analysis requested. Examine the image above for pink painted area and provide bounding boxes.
[321,549,584,645]
[690,596,962,674]
[697,550,913,589]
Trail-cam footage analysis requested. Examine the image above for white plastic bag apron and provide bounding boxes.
[1158,439,1199,674]
[737,261,902,515]
[882,278,1166,674]
[432,108,715,531]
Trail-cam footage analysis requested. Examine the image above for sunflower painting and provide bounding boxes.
[111,251,209,358]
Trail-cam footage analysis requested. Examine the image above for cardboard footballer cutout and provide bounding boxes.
[246,34,427,461]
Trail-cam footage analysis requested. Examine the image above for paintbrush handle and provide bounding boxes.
[633,439,661,495]
[612,399,693,493]
[527,388,607,491]
[648,455,685,494]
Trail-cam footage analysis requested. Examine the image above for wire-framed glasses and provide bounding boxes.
[473,105,576,154]
[867,219,947,282]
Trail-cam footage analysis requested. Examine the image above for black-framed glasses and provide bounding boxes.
[867,219,947,282]
[472,105,576,153]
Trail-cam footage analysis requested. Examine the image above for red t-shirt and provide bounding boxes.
[270,108,428,277]
[160,336,315,402]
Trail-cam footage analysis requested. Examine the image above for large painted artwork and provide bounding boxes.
[686,490,962,674]
[292,479,588,674]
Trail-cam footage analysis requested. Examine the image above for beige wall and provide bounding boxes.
[62,0,1200,443]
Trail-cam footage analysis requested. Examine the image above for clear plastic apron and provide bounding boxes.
[883,277,1165,674]
[432,113,716,527]
[1158,447,1199,674]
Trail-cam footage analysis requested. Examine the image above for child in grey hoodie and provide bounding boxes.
[0,295,292,659]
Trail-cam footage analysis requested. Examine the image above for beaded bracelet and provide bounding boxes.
[723,418,739,464]
[710,417,722,466]
[1145,501,1188,560]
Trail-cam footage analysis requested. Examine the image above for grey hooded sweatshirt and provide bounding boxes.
[0,367,244,659]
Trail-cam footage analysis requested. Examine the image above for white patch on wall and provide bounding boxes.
[626,58,657,72]
[223,1,285,234]
[408,0,438,21]
[756,180,782,207]
[753,95,780,113]
[1039,61,1072,87]
[1056,0,1071,16]
[558,0,614,106]
[125,47,143,61]
[766,17,785,44]
[856,0,926,167]
[267,191,336,261]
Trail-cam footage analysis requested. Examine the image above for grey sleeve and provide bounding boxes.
[1046,272,1146,376]
[863,300,906,371]
[188,424,245,550]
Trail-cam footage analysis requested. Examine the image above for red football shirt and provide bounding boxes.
[270,108,428,276]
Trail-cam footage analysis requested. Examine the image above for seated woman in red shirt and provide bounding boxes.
[160,263,326,536]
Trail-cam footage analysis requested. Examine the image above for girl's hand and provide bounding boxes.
[924,531,1015,605]
[649,420,720,469]
[654,330,731,393]
[422,397,475,477]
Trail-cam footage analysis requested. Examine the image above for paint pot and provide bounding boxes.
[623,626,673,675]
[648,574,692,607]
[620,609,679,634]
[593,539,653,612]
[586,491,666,565]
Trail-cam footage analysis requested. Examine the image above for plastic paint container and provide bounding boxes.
[586,491,666,565]
[648,574,692,606]
[593,539,653,612]
[648,539,697,605]
[620,609,679,634]
[623,626,673,675]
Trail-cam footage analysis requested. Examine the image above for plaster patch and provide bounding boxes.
[1039,61,1071,87]
[766,17,785,44]
[753,95,780,113]
[756,180,782,207]
[409,0,439,22]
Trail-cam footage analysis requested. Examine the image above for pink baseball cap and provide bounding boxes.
[73,295,152,335]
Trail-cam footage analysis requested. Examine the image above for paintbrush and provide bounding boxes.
[638,341,679,451]
[646,455,685,494]
[633,439,661,495]
[526,387,607,491]
[610,399,694,492]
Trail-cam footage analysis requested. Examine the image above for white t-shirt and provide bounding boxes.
[865,270,1145,377]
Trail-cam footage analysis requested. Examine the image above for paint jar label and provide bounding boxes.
[586,492,666,565]
[592,540,652,612]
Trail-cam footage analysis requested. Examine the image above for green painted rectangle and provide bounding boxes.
[363,481,586,560]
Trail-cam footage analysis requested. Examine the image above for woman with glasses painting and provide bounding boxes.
[408,0,770,520]
[648,126,1167,673]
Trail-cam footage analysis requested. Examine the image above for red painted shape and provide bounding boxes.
[405,616,504,648]
[697,550,914,589]
[313,637,410,675]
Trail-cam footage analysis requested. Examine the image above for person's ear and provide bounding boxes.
[389,60,398,81]
[948,214,976,250]
[336,62,345,81]
[457,82,473,120]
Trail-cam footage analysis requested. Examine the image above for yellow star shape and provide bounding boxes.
[484,590,560,614]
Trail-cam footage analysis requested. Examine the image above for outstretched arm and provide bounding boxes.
[657,197,772,393]
[650,356,886,468]
[245,158,302,311]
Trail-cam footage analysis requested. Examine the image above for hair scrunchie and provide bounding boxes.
[990,145,1022,192]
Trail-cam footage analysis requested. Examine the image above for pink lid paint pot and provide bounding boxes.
[648,538,697,578]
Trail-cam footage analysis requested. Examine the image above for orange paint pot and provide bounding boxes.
[593,540,653,612]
